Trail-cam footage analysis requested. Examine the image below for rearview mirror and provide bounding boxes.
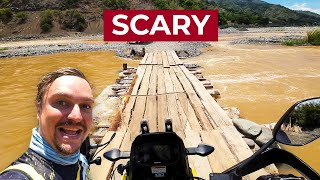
[103,149,130,161]
[273,97,320,146]
[187,143,214,156]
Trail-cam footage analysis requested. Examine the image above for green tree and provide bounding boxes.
[15,12,28,24]
[0,8,12,23]
[60,10,87,31]
[104,0,130,10]
[40,10,54,33]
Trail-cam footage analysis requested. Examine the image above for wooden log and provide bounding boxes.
[204,85,214,89]
[197,78,207,81]
[201,81,211,85]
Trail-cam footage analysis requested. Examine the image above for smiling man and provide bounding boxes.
[0,68,94,180]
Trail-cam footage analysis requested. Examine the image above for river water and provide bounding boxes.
[186,37,320,173]
[0,51,139,170]
[0,39,319,174]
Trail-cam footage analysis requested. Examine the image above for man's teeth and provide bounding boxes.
[61,128,80,135]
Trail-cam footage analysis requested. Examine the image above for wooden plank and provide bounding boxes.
[157,95,168,132]
[157,66,168,131]
[151,53,158,65]
[139,53,149,65]
[156,52,163,65]
[129,96,147,140]
[166,51,176,66]
[145,52,154,64]
[170,50,183,65]
[112,131,132,180]
[138,65,153,96]
[168,67,184,93]
[128,65,153,140]
[144,65,158,132]
[167,94,184,137]
[164,68,174,93]
[184,130,212,179]
[90,131,126,180]
[219,126,269,179]
[201,130,238,173]
[123,66,147,126]
[162,51,170,68]
[131,65,147,96]
[180,66,233,127]
[148,65,158,96]
[177,93,202,131]
[173,66,213,130]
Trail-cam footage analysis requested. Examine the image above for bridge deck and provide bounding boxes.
[91,50,269,180]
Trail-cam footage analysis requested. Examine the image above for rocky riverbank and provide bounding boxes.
[1,26,318,58]
[0,34,210,58]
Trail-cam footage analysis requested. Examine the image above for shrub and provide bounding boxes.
[0,8,12,23]
[15,12,28,23]
[63,0,79,9]
[60,10,87,31]
[282,39,307,46]
[40,10,54,33]
[104,0,130,10]
[307,29,320,45]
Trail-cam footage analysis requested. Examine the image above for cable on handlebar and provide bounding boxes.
[92,132,116,159]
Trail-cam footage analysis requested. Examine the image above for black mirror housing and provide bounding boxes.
[103,149,130,161]
[273,97,320,146]
[187,143,214,156]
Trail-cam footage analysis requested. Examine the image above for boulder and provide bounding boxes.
[224,107,240,119]
[254,126,273,146]
[243,138,255,149]
[232,118,262,138]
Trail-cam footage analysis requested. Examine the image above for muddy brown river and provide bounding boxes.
[0,51,139,170]
[0,37,319,175]
[186,36,320,174]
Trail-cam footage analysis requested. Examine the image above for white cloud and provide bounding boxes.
[289,3,320,15]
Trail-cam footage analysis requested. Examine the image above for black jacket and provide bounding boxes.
[0,148,88,180]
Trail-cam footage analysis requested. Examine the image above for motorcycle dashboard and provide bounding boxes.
[134,142,180,165]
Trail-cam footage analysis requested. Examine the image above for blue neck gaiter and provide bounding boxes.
[29,128,80,165]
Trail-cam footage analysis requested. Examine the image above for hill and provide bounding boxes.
[215,0,320,26]
[0,0,319,38]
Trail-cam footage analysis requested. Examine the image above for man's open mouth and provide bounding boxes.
[59,127,83,137]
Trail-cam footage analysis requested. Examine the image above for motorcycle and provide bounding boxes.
[93,97,320,179]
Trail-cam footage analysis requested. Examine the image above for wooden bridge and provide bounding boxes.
[90,51,270,180]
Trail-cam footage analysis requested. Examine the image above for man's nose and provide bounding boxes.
[68,104,82,122]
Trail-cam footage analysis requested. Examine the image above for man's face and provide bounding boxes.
[38,76,94,156]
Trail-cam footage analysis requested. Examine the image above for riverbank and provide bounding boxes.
[1,26,318,58]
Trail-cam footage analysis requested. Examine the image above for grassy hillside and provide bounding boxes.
[1,0,319,37]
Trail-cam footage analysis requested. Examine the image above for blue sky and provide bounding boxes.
[263,0,320,14]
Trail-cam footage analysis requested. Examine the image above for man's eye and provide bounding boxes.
[81,104,92,110]
[57,101,67,106]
